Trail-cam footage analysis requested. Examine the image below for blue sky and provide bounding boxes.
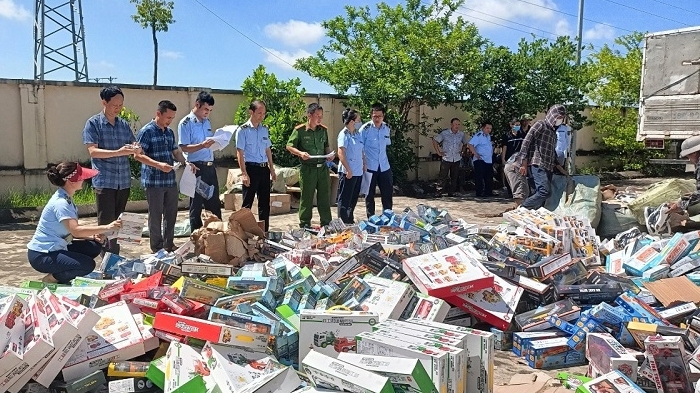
[0,0,698,94]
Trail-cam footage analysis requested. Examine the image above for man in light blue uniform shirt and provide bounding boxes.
[178,91,221,230]
[360,103,393,218]
[236,100,277,232]
[468,121,495,198]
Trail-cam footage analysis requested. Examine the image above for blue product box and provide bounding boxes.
[527,337,586,369]
[589,303,624,326]
[513,331,567,357]
[547,315,577,335]
[272,257,288,282]
[278,287,303,315]
[490,328,513,351]
[227,277,271,293]
[298,293,318,310]
[369,215,383,225]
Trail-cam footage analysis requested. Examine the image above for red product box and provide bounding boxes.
[98,279,132,300]
[153,312,271,350]
[447,276,523,330]
[120,291,149,302]
[132,298,161,310]
[161,294,194,315]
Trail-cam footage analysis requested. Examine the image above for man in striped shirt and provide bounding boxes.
[517,104,567,209]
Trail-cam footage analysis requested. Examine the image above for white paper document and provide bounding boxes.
[179,163,197,198]
[360,171,373,195]
[308,150,336,159]
[207,125,237,151]
[116,212,146,245]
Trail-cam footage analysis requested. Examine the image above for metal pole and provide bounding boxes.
[570,0,584,175]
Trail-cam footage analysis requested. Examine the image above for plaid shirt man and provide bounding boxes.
[82,112,135,190]
[136,120,178,188]
[517,105,567,172]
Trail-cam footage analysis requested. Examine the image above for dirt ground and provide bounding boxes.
[0,178,661,389]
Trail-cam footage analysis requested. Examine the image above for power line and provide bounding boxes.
[458,7,559,37]
[600,0,691,26]
[455,11,556,41]
[513,0,635,33]
[648,0,700,17]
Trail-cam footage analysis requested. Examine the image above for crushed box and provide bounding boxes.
[299,309,378,364]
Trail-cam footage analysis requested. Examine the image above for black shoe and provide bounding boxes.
[447,193,455,197]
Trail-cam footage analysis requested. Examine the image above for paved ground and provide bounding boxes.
[0,178,662,388]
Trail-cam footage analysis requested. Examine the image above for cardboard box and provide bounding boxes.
[575,370,645,393]
[514,299,581,331]
[402,244,494,298]
[405,318,494,393]
[145,357,166,390]
[513,332,566,358]
[447,276,523,330]
[644,335,692,393]
[301,350,394,393]
[163,342,212,393]
[360,276,415,322]
[368,330,465,393]
[61,301,145,382]
[356,332,449,393]
[226,193,292,215]
[526,337,586,369]
[643,276,700,307]
[298,309,379,364]
[0,295,28,377]
[585,333,638,381]
[26,296,100,391]
[108,377,157,393]
[153,312,271,351]
[337,353,435,393]
[181,262,235,277]
[409,293,450,322]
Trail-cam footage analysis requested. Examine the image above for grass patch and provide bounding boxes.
[0,185,148,208]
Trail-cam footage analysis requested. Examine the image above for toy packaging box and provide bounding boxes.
[61,301,145,382]
[301,350,395,393]
[298,309,379,363]
[337,352,435,393]
[368,329,465,393]
[373,321,465,350]
[26,295,100,392]
[526,337,586,370]
[514,298,581,331]
[447,276,523,331]
[163,341,213,393]
[513,331,566,358]
[585,333,638,382]
[406,318,494,393]
[575,370,646,393]
[0,295,28,378]
[355,331,449,393]
[643,336,693,393]
[360,275,415,322]
[153,312,271,351]
[402,244,494,298]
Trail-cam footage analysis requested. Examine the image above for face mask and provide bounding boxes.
[354,122,362,131]
[554,118,564,127]
[513,125,521,132]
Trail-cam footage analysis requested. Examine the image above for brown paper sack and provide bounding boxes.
[203,232,228,264]
[228,208,266,238]
[225,233,248,266]
[190,227,207,255]
[201,210,222,228]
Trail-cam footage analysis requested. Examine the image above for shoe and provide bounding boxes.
[41,274,59,284]
[447,193,455,197]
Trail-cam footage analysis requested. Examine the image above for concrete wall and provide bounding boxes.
[0,79,603,194]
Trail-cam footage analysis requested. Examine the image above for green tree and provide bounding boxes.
[130,0,175,86]
[295,0,488,183]
[585,32,648,170]
[233,65,307,168]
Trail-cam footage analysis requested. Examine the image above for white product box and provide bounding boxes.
[356,331,448,393]
[163,341,213,393]
[28,294,100,390]
[62,301,145,381]
[301,350,394,393]
[369,330,464,393]
[403,244,494,298]
[299,310,379,364]
[585,333,639,382]
[0,295,28,377]
[410,293,450,323]
[406,319,494,393]
[337,352,435,393]
[360,276,415,321]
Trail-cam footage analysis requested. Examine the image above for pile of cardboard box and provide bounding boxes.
[11,202,700,392]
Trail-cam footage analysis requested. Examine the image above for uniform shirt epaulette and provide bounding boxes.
[294,123,306,130]
[181,117,190,125]
[240,123,251,129]
[318,123,328,129]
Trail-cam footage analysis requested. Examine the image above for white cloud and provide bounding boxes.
[161,50,183,60]
[554,18,571,36]
[93,60,115,69]
[0,0,30,21]
[458,0,559,30]
[583,23,616,40]
[262,48,311,71]
[264,20,324,47]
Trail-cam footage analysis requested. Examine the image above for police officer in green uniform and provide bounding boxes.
[286,103,335,228]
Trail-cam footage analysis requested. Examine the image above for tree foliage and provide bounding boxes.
[131,0,175,86]
[295,0,488,182]
[233,65,307,168]
[585,32,650,170]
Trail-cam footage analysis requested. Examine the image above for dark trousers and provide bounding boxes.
[337,173,362,224]
[473,160,493,197]
[94,187,130,255]
[241,164,271,232]
[189,163,222,230]
[366,168,393,218]
[522,165,553,209]
[439,160,460,195]
[146,186,179,252]
[28,240,101,284]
